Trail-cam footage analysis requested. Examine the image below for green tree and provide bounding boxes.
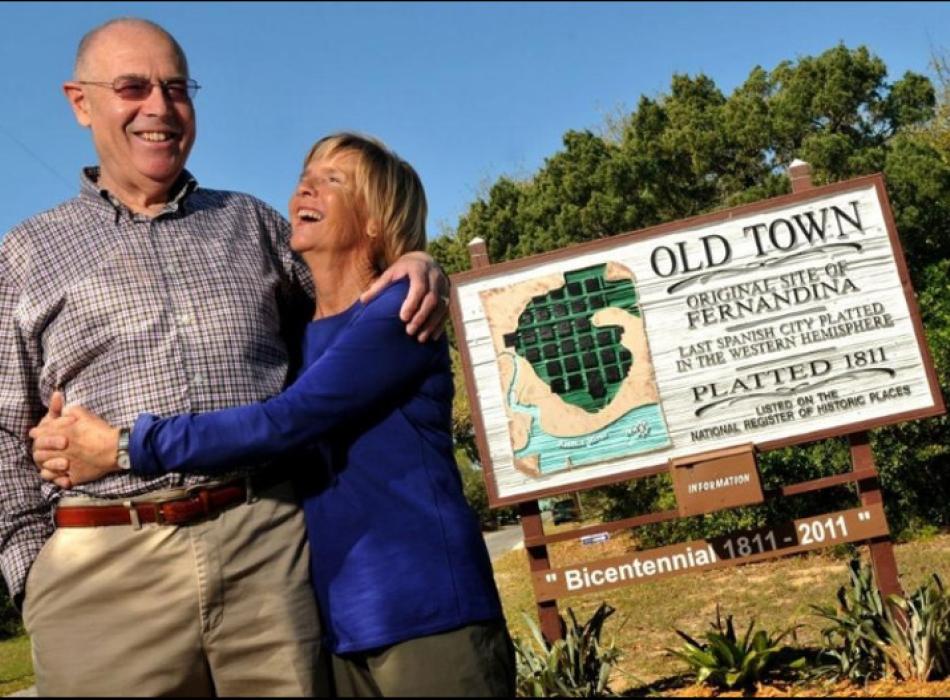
[457,450,490,526]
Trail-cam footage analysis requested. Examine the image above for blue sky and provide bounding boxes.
[1,1,947,239]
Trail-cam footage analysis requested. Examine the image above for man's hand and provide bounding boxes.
[30,393,122,487]
[360,251,450,342]
[32,391,75,488]
[44,390,65,422]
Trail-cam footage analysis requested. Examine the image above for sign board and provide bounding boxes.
[669,444,763,517]
[531,503,889,601]
[450,175,944,506]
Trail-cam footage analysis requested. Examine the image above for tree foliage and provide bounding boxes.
[434,44,950,537]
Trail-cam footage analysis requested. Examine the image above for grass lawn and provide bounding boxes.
[493,526,950,695]
[0,635,32,696]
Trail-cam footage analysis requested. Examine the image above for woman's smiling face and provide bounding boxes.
[289,150,368,258]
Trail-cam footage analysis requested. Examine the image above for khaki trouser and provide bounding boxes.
[23,480,328,697]
[331,620,516,697]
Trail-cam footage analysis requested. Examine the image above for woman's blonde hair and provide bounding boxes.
[303,132,427,270]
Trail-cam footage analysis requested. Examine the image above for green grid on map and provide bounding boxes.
[503,264,640,413]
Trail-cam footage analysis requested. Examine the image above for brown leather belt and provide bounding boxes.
[54,481,249,528]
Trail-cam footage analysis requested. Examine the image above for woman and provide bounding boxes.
[31,133,515,697]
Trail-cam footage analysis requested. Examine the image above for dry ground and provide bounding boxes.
[664,678,950,696]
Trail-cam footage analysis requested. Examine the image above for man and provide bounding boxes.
[0,17,448,696]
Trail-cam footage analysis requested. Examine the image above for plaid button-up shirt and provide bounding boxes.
[0,168,313,598]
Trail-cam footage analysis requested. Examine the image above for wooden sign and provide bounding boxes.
[450,174,944,506]
[531,503,889,602]
[669,444,763,517]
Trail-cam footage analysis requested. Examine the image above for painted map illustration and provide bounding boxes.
[480,262,670,477]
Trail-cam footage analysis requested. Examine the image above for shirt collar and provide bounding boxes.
[79,166,199,221]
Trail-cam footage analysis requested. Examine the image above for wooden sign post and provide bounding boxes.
[452,162,943,641]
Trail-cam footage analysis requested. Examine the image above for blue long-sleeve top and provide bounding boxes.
[129,279,503,653]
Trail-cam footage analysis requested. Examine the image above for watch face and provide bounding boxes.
[118,453,132,471]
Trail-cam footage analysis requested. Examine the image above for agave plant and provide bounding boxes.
[513,602,623,697]
[811,558,890,680]
[668,605,803,689]
[878,575,950,680]
[812,559,950,682]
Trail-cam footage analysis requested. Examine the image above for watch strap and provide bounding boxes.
[117,427,132,470]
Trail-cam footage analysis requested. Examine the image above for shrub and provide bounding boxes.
[882,575,950,680]
[513,602,623,697]
[810,558,891,681]
[668,605,804,689]
[0,588,23,640]
[812,558,950,682]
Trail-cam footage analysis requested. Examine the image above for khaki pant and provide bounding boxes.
[331,620,516,697]
[23,481,327,697]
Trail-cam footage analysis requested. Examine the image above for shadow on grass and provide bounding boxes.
[622,647,825,697]
[622,673,694,696]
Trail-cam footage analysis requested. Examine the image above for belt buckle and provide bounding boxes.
[123,500,143,531]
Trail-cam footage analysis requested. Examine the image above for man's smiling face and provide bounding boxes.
[65,22,196,202]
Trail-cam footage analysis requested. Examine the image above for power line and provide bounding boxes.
[0,123,74,191]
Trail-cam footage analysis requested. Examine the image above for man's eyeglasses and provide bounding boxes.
[75,77,201,102]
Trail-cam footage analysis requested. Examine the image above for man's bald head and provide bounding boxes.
[74,17,189,79]
[64,16,197,212]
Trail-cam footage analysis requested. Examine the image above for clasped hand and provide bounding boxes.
[29,391,121,489]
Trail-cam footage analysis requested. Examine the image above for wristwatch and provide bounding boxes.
[117,428,131,470]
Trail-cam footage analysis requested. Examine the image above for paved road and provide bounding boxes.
[483,523,525,561]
